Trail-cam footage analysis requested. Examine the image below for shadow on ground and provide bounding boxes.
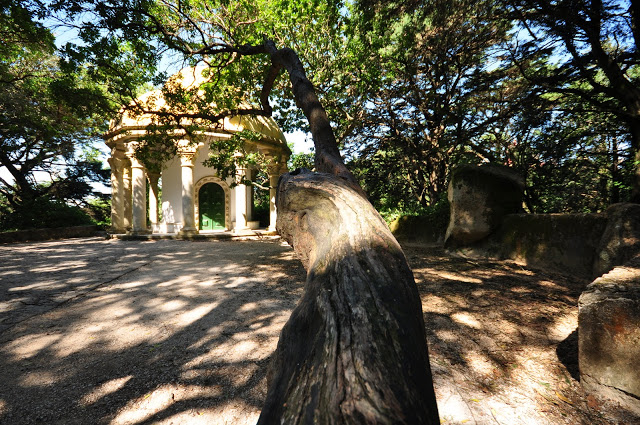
[1,238,638,424]
[0,237,305,424]
[408,244,638,424]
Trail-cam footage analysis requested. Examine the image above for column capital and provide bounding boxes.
[108,156,123,171]
[235,165,248,185]
[266,164,279,176]
[147,172,160,183]
[268,162,288,177]
[178,140,198,167]
[179,151,196,167]
[129,156,145,169]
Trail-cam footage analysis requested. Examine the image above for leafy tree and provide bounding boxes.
[0,0,53,74]
[50,0,440,422]
[288,150,315,170]
[450,70,634,213]
[506,0,640,201]
[0,1,111,230]
[344,0,636,214]
[510,93,633,213]
[342,0,527,212]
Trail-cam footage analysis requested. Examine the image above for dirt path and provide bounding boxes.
[0,237,637,424]
[409,244,638,424]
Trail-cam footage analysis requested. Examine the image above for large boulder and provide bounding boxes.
[593,203,640,277]
[444,164,524,247]
[579,256,640,414]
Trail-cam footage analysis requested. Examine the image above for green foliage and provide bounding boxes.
[522,118,633,213]
[201,130,281,184]
[0,196,94,231]
[345,0,520,209]
[506,0,640,201]
[0,2,113,230]
[387,199,451,243]
[288,151,315,171]
[84,197,112,228]
[38,0,639,224]
[380,198,450,228]
[346,0,637,214]
[0,0,54,63]
[252,180,271,227]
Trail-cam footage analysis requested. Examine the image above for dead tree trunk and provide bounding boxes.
[257,42,439,424]
[257,170,440,424]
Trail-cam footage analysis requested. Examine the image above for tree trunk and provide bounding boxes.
[631,120,640,203]
[257,170,440,424]
[255,42,439,424]
[610,136,620,205]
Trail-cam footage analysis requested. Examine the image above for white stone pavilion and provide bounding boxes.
[104,68,290,236]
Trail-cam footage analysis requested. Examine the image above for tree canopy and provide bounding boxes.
[503,0,639,202]
[27,0,635,216]
[0,0,112,230]
[1,0,637,232]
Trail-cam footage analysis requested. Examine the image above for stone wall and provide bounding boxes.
[389,202,450,245]
[389,215,446,244]
[0,225,102,244]
[457,213,608,278]
[444,165,640,278]
[593,203,640,277]
[392,199,637,279]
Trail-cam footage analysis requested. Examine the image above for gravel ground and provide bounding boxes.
[0,237,638,424]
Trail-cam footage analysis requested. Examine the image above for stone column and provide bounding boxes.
[179,148,198,235]
[108,157,126,233]
[235,166,249,232]
[129,157,150,234]
[148,172,160,233]
[122,159,133,231]
[268,166,281,232]
[248,168,255,222]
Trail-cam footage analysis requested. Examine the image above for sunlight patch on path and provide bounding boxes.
[80,376,133,406]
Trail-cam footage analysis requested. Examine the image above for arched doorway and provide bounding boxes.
[199,183,225,230]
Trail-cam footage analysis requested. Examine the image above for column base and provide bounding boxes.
[178,227,199,236]
[127,228,152,235]
[233,227,254,236]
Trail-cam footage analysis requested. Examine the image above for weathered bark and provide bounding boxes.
[221,40,441,423]
[630,120,640,203]
[257,170,439,424]
[263,41,362,192]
